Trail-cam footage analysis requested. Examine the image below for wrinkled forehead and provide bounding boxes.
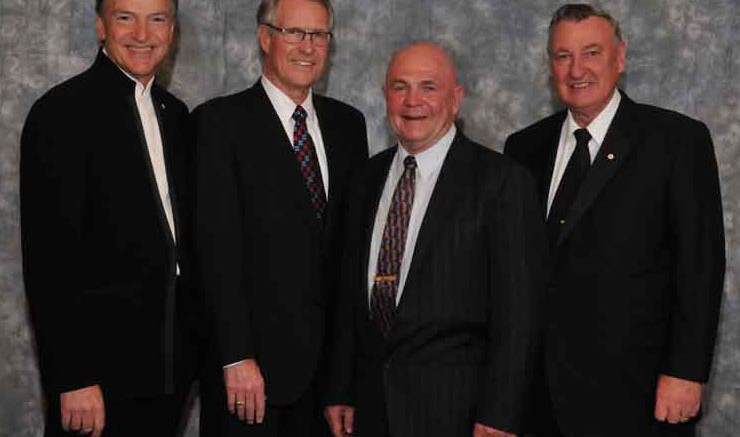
[386,45,458,85]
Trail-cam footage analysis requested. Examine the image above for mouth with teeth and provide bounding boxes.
[126,45,156,57]
[401,114,427,121]
[568,80,595,89]
[292,59,316,67]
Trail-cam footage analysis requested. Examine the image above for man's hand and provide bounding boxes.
[473,423,516,437]
[324,405,354,437]
[60,384,105,437]
[224,359,266,424]
[654,374,703,424]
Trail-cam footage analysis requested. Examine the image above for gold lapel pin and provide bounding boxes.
[607,153,615,161]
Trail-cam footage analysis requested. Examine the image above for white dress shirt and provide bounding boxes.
[105,50,176,242]
[261,76,329,195]
[367,126,456,306]
[546,90,621,217]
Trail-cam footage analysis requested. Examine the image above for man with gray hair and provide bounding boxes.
[505,3,724,436]
[193,0,368,435]
[21,0,193,436]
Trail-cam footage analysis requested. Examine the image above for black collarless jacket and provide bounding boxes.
[21,51,192,400]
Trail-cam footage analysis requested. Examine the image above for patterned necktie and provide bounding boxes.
[292,105,326,218]
[547,128,592,245]
[370,155,417,339]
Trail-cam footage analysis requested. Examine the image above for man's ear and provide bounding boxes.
[258,25,272,55]
[95,16,106,43]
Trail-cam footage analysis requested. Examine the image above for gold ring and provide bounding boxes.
[235,401,245,406]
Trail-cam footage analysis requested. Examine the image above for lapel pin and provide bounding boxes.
[607,153,615,161]
[160,102,166,110]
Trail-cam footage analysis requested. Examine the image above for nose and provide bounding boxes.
[297,35,316,54]
[133,20,148,42]
[403,87,422,106]
[569,54,584,78]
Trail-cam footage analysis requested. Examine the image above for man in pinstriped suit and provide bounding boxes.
[325,42,546,437]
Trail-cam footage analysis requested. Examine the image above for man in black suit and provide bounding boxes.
[324,42,544,437]
[505,4,725,437]
[20,0,193,436]
[192,0,368,435]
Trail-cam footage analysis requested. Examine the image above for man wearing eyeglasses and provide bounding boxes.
[192,0,368,435]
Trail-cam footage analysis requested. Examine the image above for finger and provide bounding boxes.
[236,396,247,422]
[61,404,72,431]
[80,410,94,435]
[325,409,342,437]
[666,405,682,424]
[69,410,83,431]
[688,403,701,418]
[255,392,266,424]
[92,404,105,437]
[654,399,668,422]
[227,389,236,415]
[245,392,256,423]
[343,408,354,435]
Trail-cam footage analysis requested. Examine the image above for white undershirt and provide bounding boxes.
[546,90,621,217]
[367,126,456,306]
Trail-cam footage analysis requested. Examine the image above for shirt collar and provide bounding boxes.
[565,89,621,146]
[102,48,154,99]
[261,75,316,124]
[397,125,456,180]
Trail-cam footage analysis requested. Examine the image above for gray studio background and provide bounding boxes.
[1,0,738,435]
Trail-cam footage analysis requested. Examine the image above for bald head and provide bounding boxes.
[386,42,459,87]
[384,42,464,154]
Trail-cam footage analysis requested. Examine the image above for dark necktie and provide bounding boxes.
[370,155,417,339]
[292,105,326,218]
[547,128,592,245]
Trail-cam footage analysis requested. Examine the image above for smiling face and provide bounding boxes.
[384,43,464,154]
[96,0,175,86]
[259,0,330,104]
[549,16,626,126]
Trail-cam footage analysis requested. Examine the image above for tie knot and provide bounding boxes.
[574,128,591,145]
[292,105,308,122]
[403,155,417,170]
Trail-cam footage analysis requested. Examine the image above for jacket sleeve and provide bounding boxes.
[476,162,547,433]
[192,103,256,366]
[21,98,100,394]
[663,120,725,382]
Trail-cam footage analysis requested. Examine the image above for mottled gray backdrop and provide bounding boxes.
[1,0,738,436]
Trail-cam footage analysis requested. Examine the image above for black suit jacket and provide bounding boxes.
[21,51,192,400]
[327,133,545,436]
[505,91,725,436]
[192,82,368,406]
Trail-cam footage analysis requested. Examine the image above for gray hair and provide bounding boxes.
[256,0,334,30]
[548,3,623,46]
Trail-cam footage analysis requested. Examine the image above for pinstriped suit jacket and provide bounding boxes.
[328,132,546,436]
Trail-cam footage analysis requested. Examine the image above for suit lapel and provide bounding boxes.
[536,116,564,213]
[556,93,637,246]
[394,133,469,315]
[249,82,324,228]
[127,93,176,250]
[314,97,338,201]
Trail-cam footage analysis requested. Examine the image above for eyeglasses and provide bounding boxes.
[261,23,332,47]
